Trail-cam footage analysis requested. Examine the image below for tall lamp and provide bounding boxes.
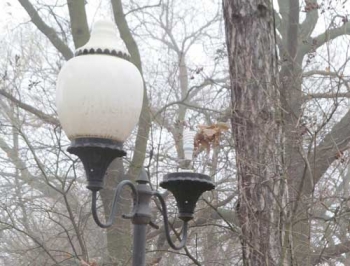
[56,20,215,266]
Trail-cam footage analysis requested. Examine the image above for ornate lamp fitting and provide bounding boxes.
[75,20,130,60]
[160,172,215,221]
[68,138,125,191]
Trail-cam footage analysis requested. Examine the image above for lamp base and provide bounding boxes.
[68,138,126,191]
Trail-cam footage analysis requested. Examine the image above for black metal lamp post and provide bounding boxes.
[56,20,215,266]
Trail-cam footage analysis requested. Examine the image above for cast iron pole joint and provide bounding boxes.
[90,170,189,251]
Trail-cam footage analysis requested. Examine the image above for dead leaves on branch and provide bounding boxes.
[80,260,98,266]
[194,123,229,157]
[303,1,320,12]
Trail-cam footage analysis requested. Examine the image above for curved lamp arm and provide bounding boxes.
[91,180,138,228]
[153,191,188,250]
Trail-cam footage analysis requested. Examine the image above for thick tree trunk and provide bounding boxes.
[223,1,281,265]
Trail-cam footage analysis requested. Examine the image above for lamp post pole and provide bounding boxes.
[56,20,215,265]
[133,224,147,266]
[131,171,153,266]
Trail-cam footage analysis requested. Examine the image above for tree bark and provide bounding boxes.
[100,159,132,265]
[111,0,151,180]
[223,1,281,265]
[67,0,89,48]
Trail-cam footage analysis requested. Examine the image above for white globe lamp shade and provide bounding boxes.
[56,20,143,143]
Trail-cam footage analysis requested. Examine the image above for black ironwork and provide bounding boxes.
[91,180,138,228]
[154,191,188,250]
[67,138,125,191]
[75,47,131,61]
[86,169,190,264]
[160,172,215,221]
[68,141,215,265]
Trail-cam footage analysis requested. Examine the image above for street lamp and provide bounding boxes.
[56,20,215,266]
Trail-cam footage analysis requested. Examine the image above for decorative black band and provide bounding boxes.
[75,48,131,61]
[161,172,215,189]
[68,137,124,151]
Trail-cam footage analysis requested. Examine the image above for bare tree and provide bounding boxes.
[0,0,233,265]
[1,0,350,265]
[223,0,350,265]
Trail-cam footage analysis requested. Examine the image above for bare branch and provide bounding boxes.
[153,78,228,117]
[125,0,162,16]
[304,22,350,54]
[0,220,59,264]
[18,0,74,60]
[311,241,350,265]
[311,109,350,187]
[182,10,220,54]
[0,89,60,126]
[189,77,229,99]
[305,92,350,99]
[303,70,339,78]
[300,0,319,39]
[111,0,143,72]
[303,69,350,92]
[111,0,151,179]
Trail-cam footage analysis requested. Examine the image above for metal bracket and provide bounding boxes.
[91,180,138,228]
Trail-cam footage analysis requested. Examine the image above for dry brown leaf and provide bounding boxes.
[81,260,98,266]
[194,123,229,156]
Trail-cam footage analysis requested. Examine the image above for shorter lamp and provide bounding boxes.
[56,20,215,266]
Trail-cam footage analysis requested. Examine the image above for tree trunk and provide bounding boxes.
[100,159,132,265]
[223,1,281,265]
[279,0,312,263]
